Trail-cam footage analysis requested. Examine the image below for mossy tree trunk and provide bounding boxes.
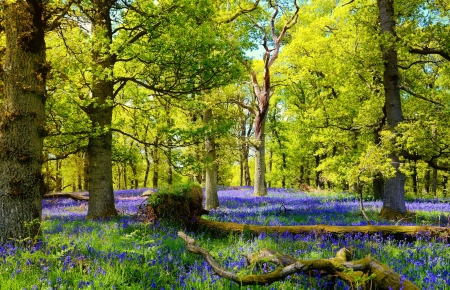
[0,0,47,243]
[194,217,450,240]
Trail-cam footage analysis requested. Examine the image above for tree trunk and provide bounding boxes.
[143,146,150,188]
[281,152,286,188]
[432,168,438,196]
[55,159,62,192]
[178,231,419,289]
[378,0,407,219]
[267,148,273,188]
[87,106,117,218]
[203,109,219,210]
[373,173,385,200]
[443,175,448,198]
[243,144,251,186]
[412,161,418,195]
[86,1,117,219]
[167,147,173,185]
[123,163,128,189]
[131,161,138,189]
[315,154,324,189]
[84,152,89,191]
[194,217,450,240]
[254,121,267,196]
[424,169,431,194]
[239,152,243,186]
[0,0,47,243]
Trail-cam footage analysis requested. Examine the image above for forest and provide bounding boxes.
[0,0,449,289]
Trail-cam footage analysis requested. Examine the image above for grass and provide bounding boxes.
[0,187,449,289]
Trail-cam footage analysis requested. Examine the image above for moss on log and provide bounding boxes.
[178,231,419,290]
[195,217,450,241]
[43,192,89,201]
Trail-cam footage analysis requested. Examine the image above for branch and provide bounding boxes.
[268,1,299,67]
[44,0,76,31]
[409,47,450,62]
[111,128,155,147]
[178,231,420,289]
[249,70,262,101]
[217,0,260,24]
[399,85,443,106]
[342,0,355,6]
[398,60,441,70]
[43,192,88,201]
[229,99,257,115]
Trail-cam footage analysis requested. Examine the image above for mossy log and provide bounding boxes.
[195,217,450,241]
[43,192,89,201]
[178,231,419,289]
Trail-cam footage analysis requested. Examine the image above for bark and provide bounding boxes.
[0,0,47,243]
[378,0,407,219]
[194,217,450,240]
[203,108,219,210]
[178,231,419,289]
[373,173,385,200]
[85,0,117,219]
[412,161,418,195]
[87,105,117,218]
[254,129,267,196]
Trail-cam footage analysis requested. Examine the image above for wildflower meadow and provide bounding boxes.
[0,187,449,289]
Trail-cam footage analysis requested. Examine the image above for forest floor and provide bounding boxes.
[1,187,449,289]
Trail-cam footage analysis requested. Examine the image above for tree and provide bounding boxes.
[0,0,47,242]
[203,108,219,210]
[236,0,299,196]
[49,0,243,218]
[377,0,407,218]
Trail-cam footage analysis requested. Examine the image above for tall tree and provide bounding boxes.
[377,0,407,218]
[203,108,219,210]
[237,0,299,196]
[0,0,47,242]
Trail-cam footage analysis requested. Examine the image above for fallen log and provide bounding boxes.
[178,231,419,290]
[195,217,450,241]
[43,192,89,201]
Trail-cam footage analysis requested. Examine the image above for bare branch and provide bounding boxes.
[409,47,450,61]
